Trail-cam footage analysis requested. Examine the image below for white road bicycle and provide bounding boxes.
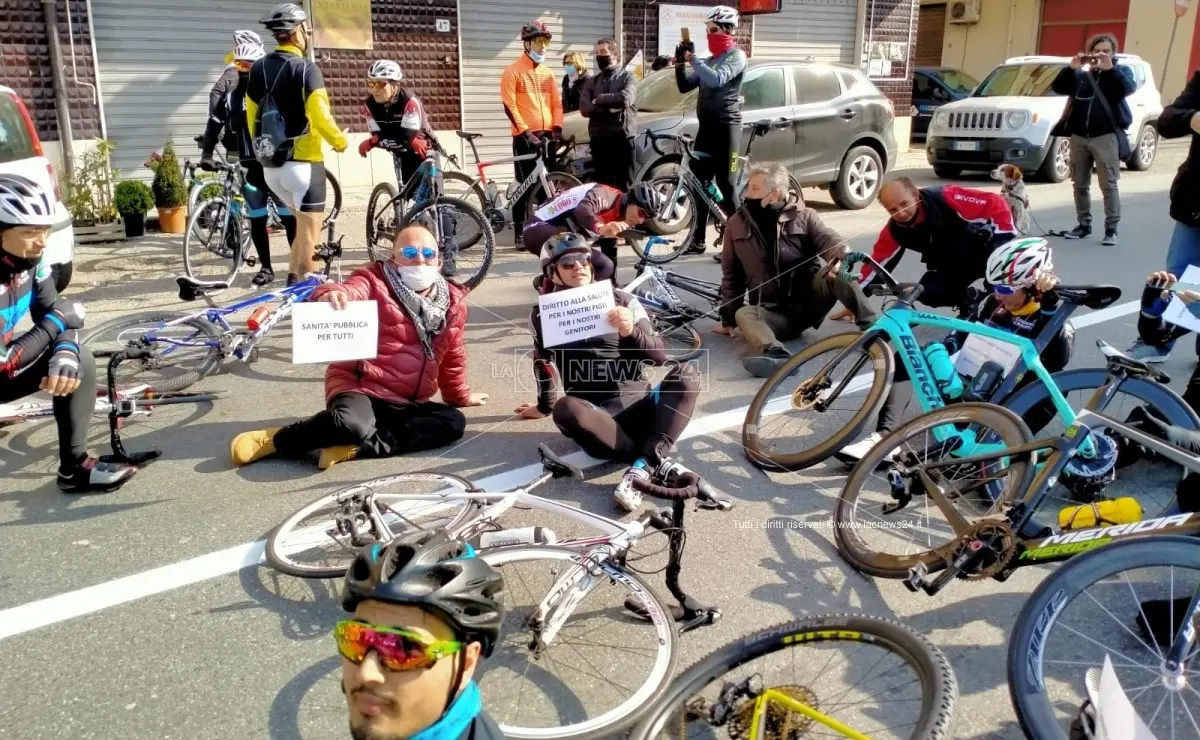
[266,444,734,740]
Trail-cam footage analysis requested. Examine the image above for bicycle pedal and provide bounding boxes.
[903,563,929,593]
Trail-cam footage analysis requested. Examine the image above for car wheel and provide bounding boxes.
[1127,124,1158,171]
[932,165,963,179]
[831,146,882,210]
[1036,136,1071,183]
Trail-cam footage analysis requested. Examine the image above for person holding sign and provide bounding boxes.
[837,238,1073,463]
[229,225,487,470]
[514,233,702,513]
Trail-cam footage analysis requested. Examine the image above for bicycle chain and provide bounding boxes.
[950,519,1017,580]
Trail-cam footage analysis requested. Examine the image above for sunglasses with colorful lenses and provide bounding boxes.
[335,620,462,672]
[367,80,390,89]
[399,246,438,260]
[992,284,1021,296]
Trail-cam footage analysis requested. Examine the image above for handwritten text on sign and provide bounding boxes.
[538,282,617,348]
[292,300,379,364]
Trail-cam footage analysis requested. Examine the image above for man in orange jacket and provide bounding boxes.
[501,20,564,245]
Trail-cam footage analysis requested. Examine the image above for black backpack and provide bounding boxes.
[253,57,301,167]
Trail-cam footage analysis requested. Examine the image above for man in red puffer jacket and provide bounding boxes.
[228,224,488,470]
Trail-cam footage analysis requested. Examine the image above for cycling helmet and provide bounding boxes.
[342,530,505,657]
[705,5,739,28]
[520,20,552,41]
[260,3,308,33]
[986,236,1053,288]
[367,60,404,82]
[233,41,265,63]
[0,174,57,228]
[233,29,262,47]
[628,182,666,216]
[540,232,591,275]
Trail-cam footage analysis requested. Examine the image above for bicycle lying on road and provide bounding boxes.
[266,443,733,740]
[623,241,722,362]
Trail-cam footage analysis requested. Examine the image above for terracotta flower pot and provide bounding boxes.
[157,206,186,234]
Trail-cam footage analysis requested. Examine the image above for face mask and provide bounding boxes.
[596,55,613,70]
[565,64,577,77]
[707,33,737,57]
[528,49,545,64]
[398,264,439,291]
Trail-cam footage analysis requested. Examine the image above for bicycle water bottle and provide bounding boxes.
[479,526,557,549]
[484,181,500,203]
[1058,498,1143,531]
[247,306,271,331]
[922,342,964,401]
[505,180,518,199]
[705,182,724,204]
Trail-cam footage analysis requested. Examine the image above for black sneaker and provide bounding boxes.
[251,267,275,286]
[742,345,792,379]
[1063,224,1091,240]
[1102,229,1118,246]
[286,273,299,287]
[684,242,707,255]
[58,457,137,494]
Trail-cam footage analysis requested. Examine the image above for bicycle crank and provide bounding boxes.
[485,208,507,232]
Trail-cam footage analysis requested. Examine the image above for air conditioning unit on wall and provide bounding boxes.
[948,0,982,24]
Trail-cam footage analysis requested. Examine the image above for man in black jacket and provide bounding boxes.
[1050,33,1135,246]
[580,38,637,191]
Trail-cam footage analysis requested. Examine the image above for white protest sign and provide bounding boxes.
[954,333,1024,378]
[291,300,379,364]
[1163,265,1200,334]
[1087,655,1159,740]
[538,282,617,348]
[658,4,712,59]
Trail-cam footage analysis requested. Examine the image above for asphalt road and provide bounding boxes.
[0,146,1193,739]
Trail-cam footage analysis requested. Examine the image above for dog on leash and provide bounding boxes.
[992,164,1031,234]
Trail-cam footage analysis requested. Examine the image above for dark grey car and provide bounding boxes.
[561,59,898,209]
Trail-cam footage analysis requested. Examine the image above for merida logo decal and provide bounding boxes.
[1020,513,1196,560]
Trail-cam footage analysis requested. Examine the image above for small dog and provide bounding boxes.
[992,164,1031,234]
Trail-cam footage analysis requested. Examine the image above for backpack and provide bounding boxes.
[253,57,300,167]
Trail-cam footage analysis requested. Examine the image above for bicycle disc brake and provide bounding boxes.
[949,520,1017,580]
[728,684,818,739]
[791,376,831,411]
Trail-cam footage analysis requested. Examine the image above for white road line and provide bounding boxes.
[0,298,1143,641]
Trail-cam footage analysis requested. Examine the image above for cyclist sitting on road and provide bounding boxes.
[0,175,137,493]
[514,233,702,512]
[715,161,877,379]
[843,177,1017,314]
[199,37,297,287]
[837,237,1074,462]
[229,224,488,471]
[338,530,505,739]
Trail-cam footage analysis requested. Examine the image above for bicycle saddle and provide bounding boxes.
[1097,340,1171,384]
[1057,284,1122,309]
[176,275,229,302]
[455,130,484,141]
[537,443,584,480]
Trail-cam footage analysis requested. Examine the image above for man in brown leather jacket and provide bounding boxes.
[717,162,876,377]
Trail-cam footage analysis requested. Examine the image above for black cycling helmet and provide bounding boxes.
[539,232,591,275]
[628,182,665,217]
[520,20,552,41]
[260,3,308,33]
[342,530,505,658]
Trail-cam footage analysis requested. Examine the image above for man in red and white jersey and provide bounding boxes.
[357,60,440,185]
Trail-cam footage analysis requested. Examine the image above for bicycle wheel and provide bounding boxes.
[835,402,1036,579]
[365,182,400,262]
[647,308,703,362]
[322,169,342,227]
[84,312,222,394]
[478,545,679,740]
[403,196,495,291]
[266,472,482,579]
[628,614,958,740]
[440,170,488,216]
[640,176,699,264]
[742,332,892,472]
[1009,536,1200,740]
[525,171,582,226]
[183,197,241,287]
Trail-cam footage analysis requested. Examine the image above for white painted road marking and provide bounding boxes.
[0,299,1144,641]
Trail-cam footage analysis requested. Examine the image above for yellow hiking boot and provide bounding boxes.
[230,428,280,466]
[318,445,359,470]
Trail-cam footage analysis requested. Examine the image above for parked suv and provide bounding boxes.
[926,54,1162,182]
[0,85,74,291]
[561,60,898,209]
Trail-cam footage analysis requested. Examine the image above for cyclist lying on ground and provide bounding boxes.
[338,530,504,740]
[0,175,137,493]
[514,233,702,512]
[229,224,487,471]
[837,237,1074,462]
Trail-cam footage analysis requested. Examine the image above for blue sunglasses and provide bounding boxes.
[399,246,438,260]
[993,284,1021,296]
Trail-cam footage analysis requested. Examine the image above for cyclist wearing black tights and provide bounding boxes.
[200,37,297,286]
[513,233,701,512]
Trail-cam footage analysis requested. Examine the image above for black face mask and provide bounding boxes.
[596,55,613,70]
[0,251,37,274]
[744,196,783,218]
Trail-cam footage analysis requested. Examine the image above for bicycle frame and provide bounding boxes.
[749,689,870,740]
[625,265,721,320]
[460,135,561,223]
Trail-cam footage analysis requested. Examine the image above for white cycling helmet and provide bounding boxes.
[367,60,404,82]
[233,40,265,63]
[706,5,739,28]
[986,236,1053,288]
[0,174,57,227]
[233,29,262,47]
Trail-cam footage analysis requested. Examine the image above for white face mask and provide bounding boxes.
[398,264,439,291]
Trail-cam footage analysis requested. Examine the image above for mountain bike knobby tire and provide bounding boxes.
[1007,536,1200,740]
[834,403,1036,579]
[84,312,223,394]
[365,181,399,262]
[401,196,495,291]
[742,332,892,472]
[626,614,958,740]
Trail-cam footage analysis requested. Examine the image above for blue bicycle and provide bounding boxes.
[741,256,1198,472]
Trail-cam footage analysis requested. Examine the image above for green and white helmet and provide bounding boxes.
[986,236,1052,287]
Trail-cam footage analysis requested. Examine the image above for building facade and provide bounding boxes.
[1,0,920,191]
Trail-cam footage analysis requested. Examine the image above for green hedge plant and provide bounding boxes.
[114,180,154,218]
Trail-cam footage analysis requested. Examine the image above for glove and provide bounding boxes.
[674,42,693,64]
[358,136,378,158]
[522,130,542,149]
[199,155,217,172]
[839,251,868,282]
[47,341,81,385]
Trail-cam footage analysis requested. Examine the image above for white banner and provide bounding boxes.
[533,183,597,222]
[538,282,617,348]
[291,300,379,364]
[659,4,712,59]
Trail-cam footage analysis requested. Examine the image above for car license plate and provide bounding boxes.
[953,140,981,152]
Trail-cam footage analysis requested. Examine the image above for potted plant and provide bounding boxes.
[113,180,154,237]
[152,139,188,234]
[65,139,125,244]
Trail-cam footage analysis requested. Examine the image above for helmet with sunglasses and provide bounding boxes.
[628,182,665,217]
[260,3,308,32]
[368,60,404,82]
[539,232,591,275]
[986,236,1053,288]
[342,530,505,657]
[520,20,552,41]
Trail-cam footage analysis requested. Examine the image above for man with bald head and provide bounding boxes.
[229,224,488,470]
[843,177,1017,314]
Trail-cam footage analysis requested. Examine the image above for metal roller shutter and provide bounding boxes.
[459,0,614,181]
[751,0,858,64]
[91,0,275,178]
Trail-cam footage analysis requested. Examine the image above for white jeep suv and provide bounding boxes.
[926,54,1162,182]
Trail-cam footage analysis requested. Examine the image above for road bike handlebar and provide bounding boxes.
[631,471,733,510]
[644,129,695,159]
